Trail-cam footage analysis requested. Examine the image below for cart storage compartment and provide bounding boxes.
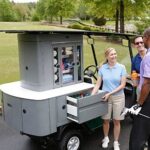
[2,93,56,136]
[67,90,108,123]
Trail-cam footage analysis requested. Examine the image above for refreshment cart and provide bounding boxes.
[0,30,108,149]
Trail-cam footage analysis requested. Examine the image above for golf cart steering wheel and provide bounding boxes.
[84,65,98,80]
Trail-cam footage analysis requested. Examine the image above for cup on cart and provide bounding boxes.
[131,71,139,87]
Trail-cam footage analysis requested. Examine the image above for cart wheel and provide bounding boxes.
[59,130,83,150]
[29,135,40,143]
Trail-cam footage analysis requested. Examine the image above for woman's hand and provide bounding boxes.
[102,93,111,101]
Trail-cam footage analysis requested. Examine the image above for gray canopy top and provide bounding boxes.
[0,29,136,37]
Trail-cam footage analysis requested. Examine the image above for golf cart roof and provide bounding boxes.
[0,29,136,37]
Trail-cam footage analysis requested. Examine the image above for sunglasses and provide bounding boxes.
[135,41,144,45]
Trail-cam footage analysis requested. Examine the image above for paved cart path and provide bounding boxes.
[83,116,132,150]
[0,115,134,150]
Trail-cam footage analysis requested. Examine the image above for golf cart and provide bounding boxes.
[0,30,136,150]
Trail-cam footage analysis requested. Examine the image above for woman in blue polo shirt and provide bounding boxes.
[92,47,127,150]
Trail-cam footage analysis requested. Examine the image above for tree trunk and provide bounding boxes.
[115,8,119,33]
[60,16,63,24]
[120,0,124,33]
[50,16,53,23]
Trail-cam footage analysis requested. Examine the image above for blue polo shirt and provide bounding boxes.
[98,63,127,95]
[131,53,142,73]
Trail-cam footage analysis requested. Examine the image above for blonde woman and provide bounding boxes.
[92,48,127,150]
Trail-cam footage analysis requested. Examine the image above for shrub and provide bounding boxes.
[90,27,99,31]
[92,16,106,26]
[79,15,90,21]
[67,23,106,32]
[135,19,150,34]
[82,26,91,31]
[31,13,40,21]
[68,23,83,30]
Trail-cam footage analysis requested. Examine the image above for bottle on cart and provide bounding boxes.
[80,93,84,98]
[131,70,139,87]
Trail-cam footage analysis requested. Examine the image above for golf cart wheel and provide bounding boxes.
[28,135,41,143]
[59,130,83,150]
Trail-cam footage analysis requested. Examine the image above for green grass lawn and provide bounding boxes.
[0,22,136,85]
[0,22,67,30]
[0,33,19,84]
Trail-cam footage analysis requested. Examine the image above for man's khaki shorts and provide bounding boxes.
[102,94,125,120]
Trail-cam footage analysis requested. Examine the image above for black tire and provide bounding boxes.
[28,135,41,143]
[58,130,83,150]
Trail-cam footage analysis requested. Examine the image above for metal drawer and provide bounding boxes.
[66,90,108,123]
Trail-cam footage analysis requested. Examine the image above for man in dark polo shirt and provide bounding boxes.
[132,36,147,74]
[129,27,150,150]
[131,36,147,101]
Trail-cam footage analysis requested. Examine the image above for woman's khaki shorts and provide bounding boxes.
[102,94,125,120]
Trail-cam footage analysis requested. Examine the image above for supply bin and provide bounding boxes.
[67,90,108,123]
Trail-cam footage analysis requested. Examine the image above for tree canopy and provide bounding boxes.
[0,0,15,21]
[0,0,149,33]
[35,0,76,23]
[82,0,150,32]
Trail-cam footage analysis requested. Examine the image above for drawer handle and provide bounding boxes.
[62,105,66,109]
[23,109,27,114]
[71,62,75,66]
[76,62,80,65]
[7,103,12,107]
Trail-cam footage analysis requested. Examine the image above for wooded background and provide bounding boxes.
[0,0,150,33]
